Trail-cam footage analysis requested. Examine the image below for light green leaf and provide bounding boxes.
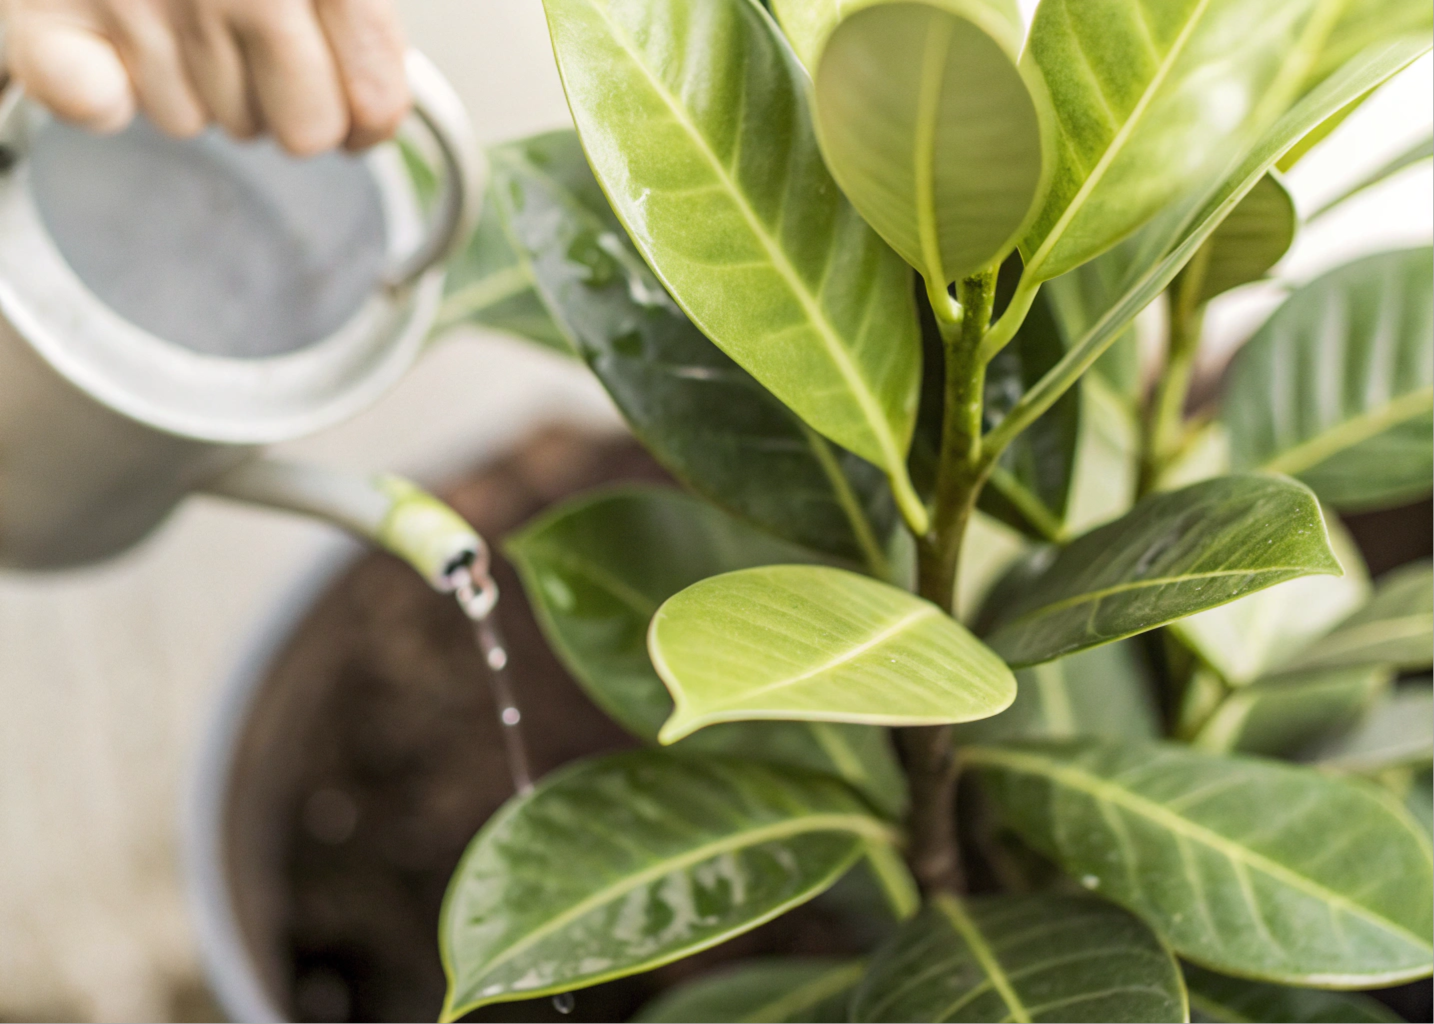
[849,892,1187,1023]
[1222,247,1434,511]
[1170,521,1369,685]
[507,487,907,816]
[1309,129,1434,219]
[1064,374,1141,534]
[633,958,862,1022]
[966,737,1434,986]
[1045,260,1142,407]
[984,34,1432,458]
[985,475,1342,667]
[1408,769,1433,835]
[543,0,927,529]
[435,180,571,351]
[439,751,892,1019]
[1287,560,1434,674]
[1020,0,1335,280]
[1183,964,1401,1023]
[490,131,901,571]
[1312,682,1434,775]
[1194,173,1297,303]
[1191,666,1390,757]
[649,564,1015,742]
[953,641,1159,745]
[1300,0,1434,96]
[810,0,1048,286]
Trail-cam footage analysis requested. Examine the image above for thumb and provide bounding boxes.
[7,16,135,133]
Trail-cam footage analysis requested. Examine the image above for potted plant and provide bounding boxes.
[193,0,1434,1019]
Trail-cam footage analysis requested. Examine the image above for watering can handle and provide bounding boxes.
[0,52,480,291]
[388,50,485,290]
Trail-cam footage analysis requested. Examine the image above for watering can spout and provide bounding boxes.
[201,459,484,593]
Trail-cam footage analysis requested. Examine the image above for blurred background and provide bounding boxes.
[0,0,1428,1019]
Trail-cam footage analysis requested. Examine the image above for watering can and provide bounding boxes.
[0,52,496,598]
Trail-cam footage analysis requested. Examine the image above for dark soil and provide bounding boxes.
[223,429,868,1024]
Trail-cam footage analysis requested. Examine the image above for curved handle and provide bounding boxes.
[386,50,485,291]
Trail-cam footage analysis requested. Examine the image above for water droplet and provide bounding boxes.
[501,706,522,726]
[553,992,576,1015]
[487,646,509,671]
[1081,874,1100,889]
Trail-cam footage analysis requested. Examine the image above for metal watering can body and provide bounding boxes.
[0,53,489,588]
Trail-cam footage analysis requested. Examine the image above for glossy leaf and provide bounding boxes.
[1312,682,1434,775]
[439,751,892,1018]
[966,737,1434,986]
[810,0,1048,286]
[985,475,1342,667]
[953,641,1159,745]
[1222,247,1434,511]
[1019,0,1331,280]
[649,565,1016,742]
[1183,964,1401,1023]
[1300,0,1434,96]
[543,0,926,527]
[1287,560,1434,674]
[986,35,1432,456]
[633,958,861,1022]
[436,180,571,351]
[507,487,906,816]
[1309,129,1434,219]
[1191,666,1390,757]
[850,893,1187,1023]
[981,286,1082,538]
[1194,173,1297,304]
[490,131,901,570]
[1170,522,1368,685]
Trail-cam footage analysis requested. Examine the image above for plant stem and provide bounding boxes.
[977,270,1041,364]
[1137,249,1210,496]
[903,269,997,897]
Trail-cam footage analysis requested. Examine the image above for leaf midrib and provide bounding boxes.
[935,895,1033,1024]
[1259,385,1434,476]
[518,541,660,619]
[738,961,864,1022]
[1028,0,1216,276]
[1305,614,1432,663]
[1001,566,1319,630]
[964,746,1433,950]
[465,811,892,981]
[574,0,907,474]
[914,15,954,285]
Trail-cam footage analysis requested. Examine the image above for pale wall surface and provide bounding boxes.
[0,2,1429,1020]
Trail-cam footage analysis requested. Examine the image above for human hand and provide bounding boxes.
[1,0,410,154]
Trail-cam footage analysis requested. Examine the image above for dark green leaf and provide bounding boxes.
[1222,248,1434,511]
[1288,560,1434,674]
[439,751,893,1019]
[633,958,861,1022]
[966,737,1434,986]
[808,0,1048,286]
[850,893,1187,1023]
[1020,0,1334,280]
[507,486,906,816]
[1183,964,1401,1023]
[953,641,1159,745]
[986,475,1342,667]
[436,180,571,351]
[543,0,927,528]
[1195,173,1297,304]
[650,565,1016,741]
[490,131,901,570]
[1312,682,1434,775]
[981,287,1082,537]
[1191,666,1390,757]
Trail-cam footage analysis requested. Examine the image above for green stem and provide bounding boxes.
[977,271,1041,365]
[1137,248,1210,496]
[902,269,997,897]
[865,841,921,920]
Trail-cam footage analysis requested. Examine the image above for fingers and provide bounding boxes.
[5,12,136,133]
[173,2,260,139]
[315,0,409,150]
[105,0,207,137]
[230,1,348,156]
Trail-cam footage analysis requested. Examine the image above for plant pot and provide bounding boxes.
[182,428,867,1023]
